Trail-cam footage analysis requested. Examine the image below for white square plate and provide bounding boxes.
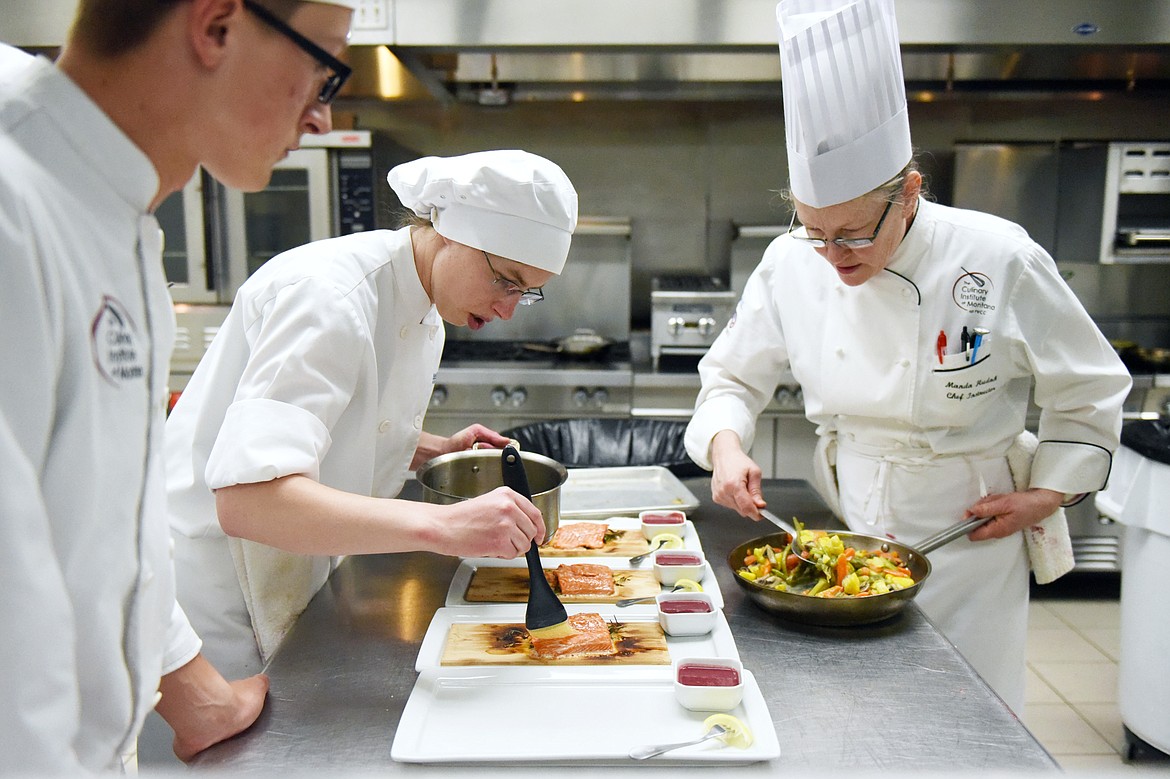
[390,666,779,765]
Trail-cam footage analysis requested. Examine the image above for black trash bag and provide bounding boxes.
[1121,419,1170,466]
[501,418,706,478]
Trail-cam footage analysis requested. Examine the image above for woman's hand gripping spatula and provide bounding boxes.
[499,445,574,639]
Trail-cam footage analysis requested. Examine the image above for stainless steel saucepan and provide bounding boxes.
[415,448,567,539]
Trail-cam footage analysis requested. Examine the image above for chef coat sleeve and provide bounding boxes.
[685,252,790,470]
[206,278,366,489]
[1010,249,1131,493]
[163,599,203,676]
[0,214,87,772]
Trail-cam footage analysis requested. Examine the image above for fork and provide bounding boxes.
[615,583,686,607]
[628,538,666,566]
[628,724,728,760]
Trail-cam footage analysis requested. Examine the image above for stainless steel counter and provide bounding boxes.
[192,478,1057,774]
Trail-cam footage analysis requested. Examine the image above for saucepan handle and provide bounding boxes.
[471,438,521,451]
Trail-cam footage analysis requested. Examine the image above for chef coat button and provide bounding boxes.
[900,359,910,368]
[836,348,845,358]
[378,419,391,433]
[413,415,423,429]
[399,326,409,339]
[429,330,436,341]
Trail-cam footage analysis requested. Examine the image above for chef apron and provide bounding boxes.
[831,418,1029,714]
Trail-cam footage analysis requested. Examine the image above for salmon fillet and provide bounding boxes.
[551,564,615,595]
[547,522,609,550]
[529,612,616,659]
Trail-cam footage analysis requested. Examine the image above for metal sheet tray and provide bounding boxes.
[559,466,701,519]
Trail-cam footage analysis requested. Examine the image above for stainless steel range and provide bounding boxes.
[425,340,633,438]
[650,275,737,367]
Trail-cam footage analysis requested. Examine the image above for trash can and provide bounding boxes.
[501,417,705,478]
[1095,420,1170,760]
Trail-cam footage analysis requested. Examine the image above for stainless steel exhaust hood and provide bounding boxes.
[366,0,1170,102]
[5,0,1170,102]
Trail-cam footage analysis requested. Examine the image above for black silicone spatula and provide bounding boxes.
[499,445,573,639]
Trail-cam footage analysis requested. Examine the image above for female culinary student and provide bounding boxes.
[684,0,1130,713]
[164,150,578,679]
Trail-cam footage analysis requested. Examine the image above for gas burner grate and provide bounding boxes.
[442,339,631,365]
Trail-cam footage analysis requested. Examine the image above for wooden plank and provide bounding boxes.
[538,529,649,557]
[464,567,660,604]
[440,621,670,667]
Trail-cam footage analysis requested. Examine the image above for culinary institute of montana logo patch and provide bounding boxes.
[951,267,995,314]
[91,295,145,385]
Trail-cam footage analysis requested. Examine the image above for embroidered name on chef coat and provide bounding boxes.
[91,295,145,384]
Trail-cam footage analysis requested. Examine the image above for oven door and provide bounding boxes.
[157,170,218,304]
[218,148,333,300]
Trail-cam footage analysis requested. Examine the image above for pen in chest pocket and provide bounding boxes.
[970,327,989,364]
[936,330,947,364]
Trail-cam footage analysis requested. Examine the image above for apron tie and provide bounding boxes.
[840,439,939,531]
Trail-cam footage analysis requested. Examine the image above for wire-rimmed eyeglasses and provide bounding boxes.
[242,0,352,104]
[483,251,544,305]
[787,200,894,250]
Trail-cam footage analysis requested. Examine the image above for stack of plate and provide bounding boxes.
[391,467,781,765]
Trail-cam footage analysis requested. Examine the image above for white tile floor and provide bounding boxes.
[1024,587,1170,772]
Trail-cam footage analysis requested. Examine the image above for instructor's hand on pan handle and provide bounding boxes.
[708,430,768,520]
[436,486,546,559]
[964,488,1064,541]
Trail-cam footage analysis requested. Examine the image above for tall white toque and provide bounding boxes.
[301,0,362,9]
[776,0,912,207]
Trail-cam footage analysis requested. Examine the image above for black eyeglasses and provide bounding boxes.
[242,0,352,104]
[483,251,544,305]
[787,200,894,249]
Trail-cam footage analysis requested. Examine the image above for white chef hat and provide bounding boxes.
[776,0,912,207]
[300,0,362,9]
[387,150,578,275]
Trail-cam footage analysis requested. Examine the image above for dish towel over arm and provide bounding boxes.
[228,538,321,663]
[1006,431,1075,584]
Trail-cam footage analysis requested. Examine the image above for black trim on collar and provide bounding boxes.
[882,268,921,305]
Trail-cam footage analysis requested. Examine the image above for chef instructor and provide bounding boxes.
[685,0,1130,712]
[165,150,578,679]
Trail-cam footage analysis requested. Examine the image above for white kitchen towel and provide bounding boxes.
[227,538,320,663]
[1006,431,1075,584]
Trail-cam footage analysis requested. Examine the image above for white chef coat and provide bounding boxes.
[0,52,196,773]
[165,227,444,679]
[686,198,1130,711]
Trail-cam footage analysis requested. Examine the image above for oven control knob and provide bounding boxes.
[775,386,793,406]
[490,386,508,406]
[430,385,448,407]
[572,387,590,406]
[592,387,609,405]
[508,387,528,407]
[794,386,804,405]
[667,316,685,335]
[698,316,717,336]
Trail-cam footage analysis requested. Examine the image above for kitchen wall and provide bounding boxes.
[345,93,1170,335]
